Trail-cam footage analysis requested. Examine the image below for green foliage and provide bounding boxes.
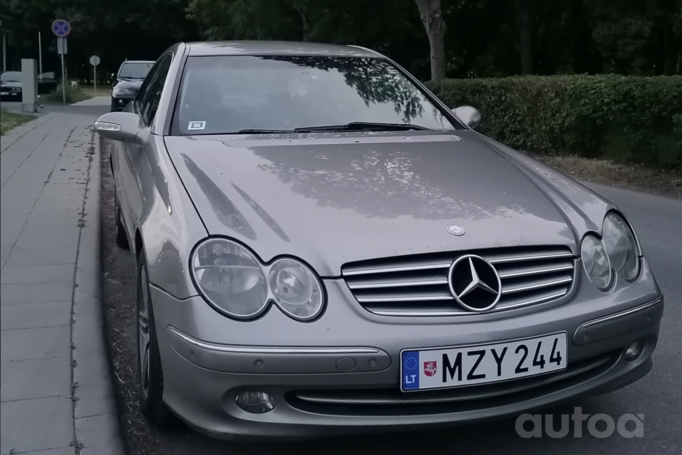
[5,0,682,80]
[1,110,35,136]
[427,75,682,166]
[44,85,92,104]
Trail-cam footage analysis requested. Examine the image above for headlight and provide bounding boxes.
[602,212,640,281]
[268,259,324,321]
[192,239,268,319]
[191,239,325,321]
[581,234,612,290]
[113,86,134,97]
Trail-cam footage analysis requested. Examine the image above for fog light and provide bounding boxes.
[236,391,276,414]
[625,340,643,361]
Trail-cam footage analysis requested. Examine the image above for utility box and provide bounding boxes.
[21,58,38,113]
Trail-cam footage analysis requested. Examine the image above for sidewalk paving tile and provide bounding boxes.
[23,209,83,230]
[1,264,75,285]
[0,396,74,454]
[1,326,71,361]
[1,244,13,267]
[1,301,72,330]
[5,237,79,267]
[1,282,73,305]
[19,225,81,240]
[1,357,72,401]
[8,447,76,455]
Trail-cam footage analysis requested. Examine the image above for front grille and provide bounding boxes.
[286,351,618,416]
[342,246,576,316]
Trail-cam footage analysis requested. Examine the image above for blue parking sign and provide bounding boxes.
[52,19,71,37]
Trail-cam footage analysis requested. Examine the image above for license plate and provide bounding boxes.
[400,332,567,392]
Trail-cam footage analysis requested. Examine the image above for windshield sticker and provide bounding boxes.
[188,121,206,130]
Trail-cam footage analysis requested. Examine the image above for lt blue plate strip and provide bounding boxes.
[402,351,420,390]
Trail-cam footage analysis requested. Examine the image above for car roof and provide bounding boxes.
[121,60,156,64]
[185,40,382,58]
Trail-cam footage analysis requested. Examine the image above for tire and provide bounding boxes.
[114,190,130,250]
[136,253,175,427]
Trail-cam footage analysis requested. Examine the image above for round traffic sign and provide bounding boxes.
[52,19,71,37]
[89,55,101,66]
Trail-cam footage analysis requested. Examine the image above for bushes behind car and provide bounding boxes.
[426,75,682,167]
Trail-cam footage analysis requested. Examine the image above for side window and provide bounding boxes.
[133,62,157,117]
[136,54,172,127]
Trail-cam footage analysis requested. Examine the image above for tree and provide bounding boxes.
[6,0,680,82]
[516,0,534,74]
[414,0,447,80]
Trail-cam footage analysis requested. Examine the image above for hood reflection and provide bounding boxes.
[181,154,257,240]
[165,131,575,275]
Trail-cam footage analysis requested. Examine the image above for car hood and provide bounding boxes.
[114,79,143,91]
[1,81,21,88]
[164,130,613,277]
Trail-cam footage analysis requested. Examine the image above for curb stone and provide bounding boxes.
[71,131,126,455]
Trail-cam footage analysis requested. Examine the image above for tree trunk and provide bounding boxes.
[292,1,311,41]
[414,0,447,81]
[516,0,533,75]
[663,20,678,75]
[570,0,600,74]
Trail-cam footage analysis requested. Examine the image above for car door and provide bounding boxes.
[118,53,173,240]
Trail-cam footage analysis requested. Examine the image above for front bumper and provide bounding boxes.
[111,96,133,111]
[151,259,664,440]
[0,90,22,100]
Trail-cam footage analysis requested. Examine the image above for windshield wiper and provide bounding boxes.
[232,128,295,134]
[294,122,432,133]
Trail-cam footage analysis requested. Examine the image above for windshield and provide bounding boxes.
[119,62,153,79]
[173,56,458,135]
[1,72,21,82]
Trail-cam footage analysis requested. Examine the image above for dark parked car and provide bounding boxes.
[1,71,23,101]
[110,60,155,111]
[1,71,59,100]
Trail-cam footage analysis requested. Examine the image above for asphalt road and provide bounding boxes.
[99,138,682,455]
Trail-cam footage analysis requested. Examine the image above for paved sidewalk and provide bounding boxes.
[70,96,110,107]
[1,110,124,454]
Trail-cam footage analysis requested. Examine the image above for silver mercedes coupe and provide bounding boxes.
[95,41,664,441]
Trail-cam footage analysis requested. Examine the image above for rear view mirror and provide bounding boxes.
[95,112,144,143]
[453,106,481,130]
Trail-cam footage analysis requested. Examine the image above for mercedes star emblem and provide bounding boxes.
[446,224,466,236]
[448,255,502,312]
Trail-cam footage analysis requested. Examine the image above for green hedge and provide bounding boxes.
[426,75,682,167]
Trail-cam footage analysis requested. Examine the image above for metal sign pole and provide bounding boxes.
[38,32,43,77]
[60,38,66,103]
[2,31,6,72]
[89,55,100,96]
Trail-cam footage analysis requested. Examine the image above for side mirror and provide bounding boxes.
[95,112,144,142]
[452,106,481,130]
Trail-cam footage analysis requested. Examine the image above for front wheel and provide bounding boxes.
[136,253,175,427]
